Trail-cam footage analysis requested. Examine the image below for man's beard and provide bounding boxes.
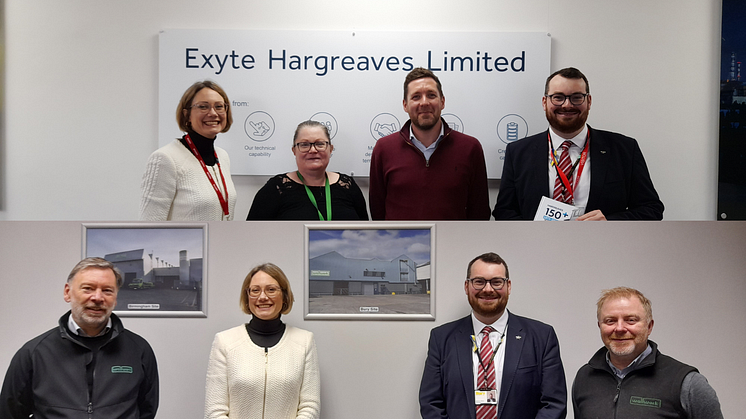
[468,291,508,319]
[546,106,588,135]
[412,113,439,131]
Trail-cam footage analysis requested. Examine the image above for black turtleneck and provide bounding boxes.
[179,131,217,166]
[245,316,286,348]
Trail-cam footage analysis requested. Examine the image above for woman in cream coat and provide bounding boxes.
[204,263,320,419]
[140,80,237,221]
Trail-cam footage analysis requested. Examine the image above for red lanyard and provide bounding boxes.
[184,133,230,217]
[548,130,590,204]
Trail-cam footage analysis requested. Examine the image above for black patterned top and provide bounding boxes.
[247,173,369,220]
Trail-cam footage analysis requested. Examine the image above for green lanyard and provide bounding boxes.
[296,171,332,221]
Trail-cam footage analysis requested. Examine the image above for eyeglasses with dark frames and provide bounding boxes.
[545,93,588,106]
[294,141,330,153]
[467,277,509,290]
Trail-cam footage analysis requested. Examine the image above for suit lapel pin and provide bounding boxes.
[600,150,607,154]
[515,336,522,339]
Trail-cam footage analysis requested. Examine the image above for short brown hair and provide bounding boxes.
[544,67,590,95]
[176,80,233,133]
[67,257,123,289]
[239,263,295,316]
[404,67,443,100]
[466,252,510,279]
[596,287,652,323]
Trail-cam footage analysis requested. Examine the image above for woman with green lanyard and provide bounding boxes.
[247,120,369,220]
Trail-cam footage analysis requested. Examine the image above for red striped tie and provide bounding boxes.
[552,141,574,204]
[476,326,496,419]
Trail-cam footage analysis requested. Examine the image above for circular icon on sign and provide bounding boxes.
[442,113,465,133]
[309,112,338,139]
[244,111,276,142]
[370,113,401,141]
[496,114,529,144]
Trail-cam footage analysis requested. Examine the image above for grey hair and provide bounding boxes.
[67,257,124,288]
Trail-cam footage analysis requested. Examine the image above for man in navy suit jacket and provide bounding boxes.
[419,253,567,419]
[493,67,664,221]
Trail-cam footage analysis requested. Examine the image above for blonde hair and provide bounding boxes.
[597,287,652,323]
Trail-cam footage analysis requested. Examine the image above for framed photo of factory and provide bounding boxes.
[303,224,435,320]
[82,223,208,317]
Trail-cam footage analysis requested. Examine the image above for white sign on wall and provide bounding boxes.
[159,30,551,178]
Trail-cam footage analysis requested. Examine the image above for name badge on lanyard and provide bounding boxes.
[471,329,506,406]
[475,389,498,406]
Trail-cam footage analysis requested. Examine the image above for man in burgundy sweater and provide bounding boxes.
[369,67,490,220]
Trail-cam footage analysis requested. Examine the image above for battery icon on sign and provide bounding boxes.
[506,122,518,142]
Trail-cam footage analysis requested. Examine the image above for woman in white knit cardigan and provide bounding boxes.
[140,80,237,221]
[205,263,320,419]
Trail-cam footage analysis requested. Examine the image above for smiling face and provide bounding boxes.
[542,75,591,138]
[292,126,333,175]
[64,267,118,336]
[186,88,227,139]
[247,271,284,321]
[598,296,654,367]
[464,260,511,324]
[403,77,445,131]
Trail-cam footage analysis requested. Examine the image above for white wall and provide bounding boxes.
[0,0,723,220]
[0,221,744,418]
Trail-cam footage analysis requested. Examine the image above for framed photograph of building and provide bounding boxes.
[82,223,208,317]
[304,224,435,320]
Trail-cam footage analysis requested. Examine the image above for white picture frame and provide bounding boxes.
[304,223,435,320]
[82,223,208,318]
